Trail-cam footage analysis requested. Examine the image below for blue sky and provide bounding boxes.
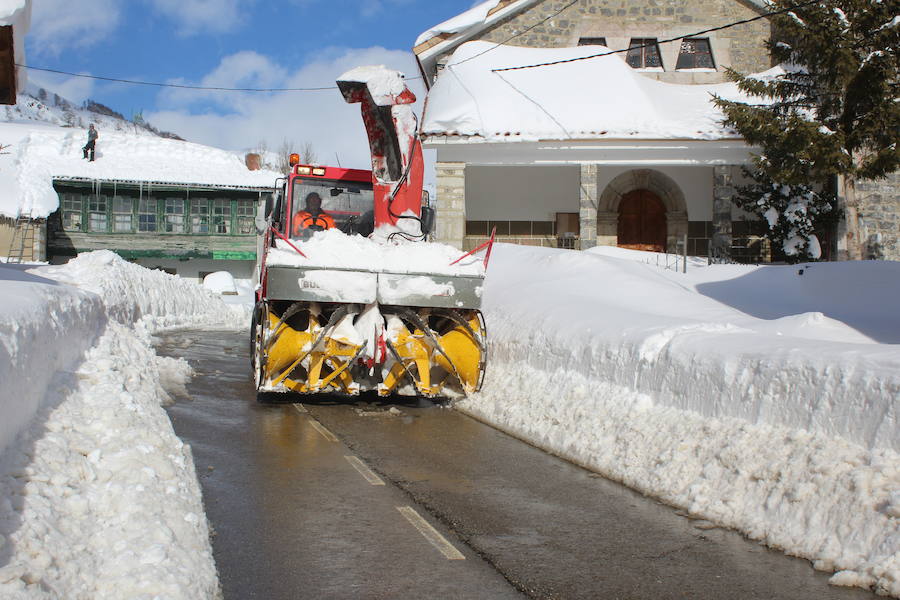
[25,0,480,169]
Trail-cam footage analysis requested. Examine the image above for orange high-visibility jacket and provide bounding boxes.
[292,211,335,235]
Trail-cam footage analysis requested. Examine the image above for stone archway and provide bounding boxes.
[596,169,688,250]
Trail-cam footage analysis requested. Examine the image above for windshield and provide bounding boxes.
[291,177,374,238]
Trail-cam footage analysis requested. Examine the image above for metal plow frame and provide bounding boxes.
[253,299,486,399]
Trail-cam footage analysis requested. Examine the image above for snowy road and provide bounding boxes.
[157,329,878,600]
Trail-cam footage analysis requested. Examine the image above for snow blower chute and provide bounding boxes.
[251,66,491,398]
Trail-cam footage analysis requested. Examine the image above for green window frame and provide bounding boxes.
[191,199,209,234]
[112,195,134,232]
[62,192,83,231]
[88,195,109,232]
[163,197,186,234]
[236,199,255,235]
[138,197,157,232]
[212,199,231,235]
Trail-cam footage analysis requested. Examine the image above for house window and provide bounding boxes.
[138,198,157,232]
[112,196,133,233]
[191,199,209,234]
[676,38,715,69]
[236,200,256,235]
[62,193,83,231]
[88,195,108,232]
[212,199,231,234]
[578,37,607,47]
[163,197,186,234]
[626,38,662,69]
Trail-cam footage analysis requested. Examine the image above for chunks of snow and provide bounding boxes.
[422,42,758,142]
[267,228,486,277]
[338,65,409,107]
[458,244,900,596]
[0,251,246,598]
[415,0,502,46]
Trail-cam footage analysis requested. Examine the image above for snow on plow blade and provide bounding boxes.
[253,266,486,398]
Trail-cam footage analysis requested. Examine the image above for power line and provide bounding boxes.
[16,63,423,92]
[449,0,581,68]
[490,0,823,72]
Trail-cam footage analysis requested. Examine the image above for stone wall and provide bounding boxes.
[857,172,900,261]
[435,162,466,249]
[475,0,772,83]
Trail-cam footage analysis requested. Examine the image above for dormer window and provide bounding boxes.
[626,38,662,69]
[676,38,715,69]
[578,37,607,47]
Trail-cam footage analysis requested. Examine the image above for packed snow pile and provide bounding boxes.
[460,244,900,596]
[0,89,279,219]
[422,41,763,142]
[0,253,244,598]
[415,0,502,46]
[35,250,246,329]
[268,228,485,276]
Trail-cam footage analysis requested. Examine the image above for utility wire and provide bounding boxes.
[490,0,824,72]
[449,0,581,68]
[15,63,422,92]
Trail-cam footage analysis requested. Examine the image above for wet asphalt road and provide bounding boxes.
[157,329,876,600]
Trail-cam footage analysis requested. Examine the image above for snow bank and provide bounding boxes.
[0,322,218,599]
[0,265,104,455]
[0,252,244,598]
[422,41,758,141]
[459,244,900,596]
[268,228,486,276]
[34,249,247,329]
[415,0,501,46]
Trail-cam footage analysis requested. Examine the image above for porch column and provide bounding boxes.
[712,166,734,258]
[579,164,598,249]
[435,161,466,249]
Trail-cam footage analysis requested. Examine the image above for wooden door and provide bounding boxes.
[617,190,667,252]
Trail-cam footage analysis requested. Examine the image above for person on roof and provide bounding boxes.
[82,124,98,161]
[292,192,335,236]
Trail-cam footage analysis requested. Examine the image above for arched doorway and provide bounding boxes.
[617,190,667,252]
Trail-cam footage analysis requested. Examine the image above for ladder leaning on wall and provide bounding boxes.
[6,211,35,264]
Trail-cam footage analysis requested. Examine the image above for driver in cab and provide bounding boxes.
[292,192,335,236]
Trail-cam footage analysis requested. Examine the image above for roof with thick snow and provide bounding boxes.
[421,42,755,143]
[0,120,280,219]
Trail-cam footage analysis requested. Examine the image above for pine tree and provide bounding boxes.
[714,0,899,260]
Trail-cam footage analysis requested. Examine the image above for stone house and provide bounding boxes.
[414,0,898,261]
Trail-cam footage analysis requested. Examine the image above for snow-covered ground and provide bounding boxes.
[0,251,245,599]
[461,244,900,596]
[0,243,897,597]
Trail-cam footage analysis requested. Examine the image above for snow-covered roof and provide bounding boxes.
[422,42,755,143]
[0,120,280,219]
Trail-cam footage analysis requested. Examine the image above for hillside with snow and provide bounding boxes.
[0,86,280,220]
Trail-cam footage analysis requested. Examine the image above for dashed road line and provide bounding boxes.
[396,506,466,560]
[344,456,385,486]
[307,418,339,442]
[292,403,308,414]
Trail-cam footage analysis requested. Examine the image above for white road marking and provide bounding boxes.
[292,403,308,414]
[344,456,385,486]
[396,506,466,560]
[308,419,338,443]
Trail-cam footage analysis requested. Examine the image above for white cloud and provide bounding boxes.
[146,0,244,35]
[29,0,122,56]
[146,46,426,172]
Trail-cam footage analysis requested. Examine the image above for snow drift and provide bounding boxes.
[0,252,244,599]
[460,244,900,596]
